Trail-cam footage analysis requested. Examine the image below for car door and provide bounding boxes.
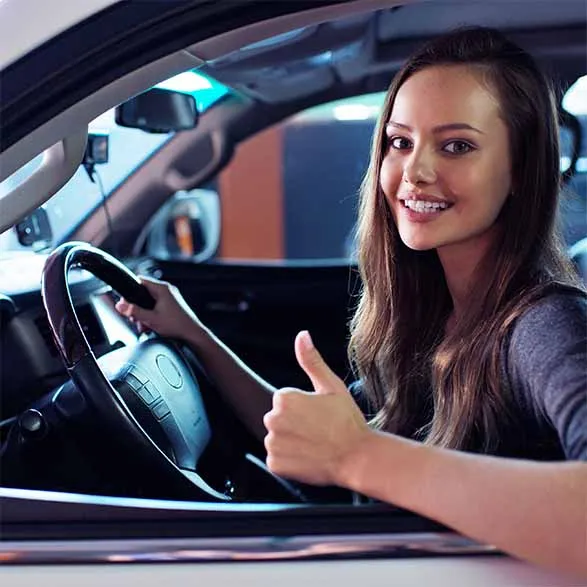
[149,260,359,390]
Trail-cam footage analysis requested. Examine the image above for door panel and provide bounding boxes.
[148,259,360,391]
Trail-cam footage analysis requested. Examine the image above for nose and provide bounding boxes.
[403,146,437,185]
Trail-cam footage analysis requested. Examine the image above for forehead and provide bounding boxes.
[390,65,503,127]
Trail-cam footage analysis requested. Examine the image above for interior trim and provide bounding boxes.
[0,532,498,565]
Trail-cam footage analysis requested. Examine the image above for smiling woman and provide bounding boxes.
[350,26,585,455]
[263,26,587,576]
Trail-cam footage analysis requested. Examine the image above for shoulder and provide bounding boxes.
[505,285,587,460]
[507,283,586,377]
[510,285,586,345]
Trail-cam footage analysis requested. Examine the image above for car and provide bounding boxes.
[0,0,586,584]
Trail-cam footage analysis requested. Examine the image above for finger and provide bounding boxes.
[294,330,346,395]
[115,299,129,313]
[138,275,168,286]
[265,454,290,478]
[263,406,283,432]
[121,302,153,324]
[271,388,300,411]
[115,299,136,319]
[263,430,279,453]
[136,321,152,334]
[264,393,301,433]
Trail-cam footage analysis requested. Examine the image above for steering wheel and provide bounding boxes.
[41,241,306,502]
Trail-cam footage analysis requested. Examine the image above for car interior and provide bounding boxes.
[0,0,585,514]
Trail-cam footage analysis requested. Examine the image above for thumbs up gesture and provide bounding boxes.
[263,331,370,487]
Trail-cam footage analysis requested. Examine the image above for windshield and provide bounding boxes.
[0,70,229,254]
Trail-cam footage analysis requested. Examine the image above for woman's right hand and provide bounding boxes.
[115,276,204,340]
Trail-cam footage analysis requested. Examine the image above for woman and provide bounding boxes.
[117,28,587,576]
[344,26,586,460]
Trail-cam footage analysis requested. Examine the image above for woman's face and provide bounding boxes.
[380,64,512,253]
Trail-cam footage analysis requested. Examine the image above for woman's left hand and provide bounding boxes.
[263,331,370,487]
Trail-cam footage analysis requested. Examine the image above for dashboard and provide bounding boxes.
[0,252,138,420]
[0,251,287,503]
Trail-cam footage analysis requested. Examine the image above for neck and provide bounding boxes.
[437,226,498,319]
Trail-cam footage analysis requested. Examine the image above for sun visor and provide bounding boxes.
[0,129,88,234]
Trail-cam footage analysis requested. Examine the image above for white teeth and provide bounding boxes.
[404,199,450,213]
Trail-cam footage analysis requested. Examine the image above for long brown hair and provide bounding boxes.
[348,27,582,452]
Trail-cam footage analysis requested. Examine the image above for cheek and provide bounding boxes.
[467,150,512,215]
[454,165,510,216]
[379,158,401,200]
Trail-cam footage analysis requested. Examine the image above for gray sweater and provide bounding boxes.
[504,290,586,460]
[351,289,587,461]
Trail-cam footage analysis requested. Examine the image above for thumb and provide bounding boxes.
[295,331,346,395]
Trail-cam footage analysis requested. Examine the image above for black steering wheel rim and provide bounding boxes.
[41,242,309,503]
[42,241,156,368]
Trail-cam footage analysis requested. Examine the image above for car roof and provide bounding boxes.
[199,1,586,105]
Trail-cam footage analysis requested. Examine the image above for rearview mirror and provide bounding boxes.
[115,88,199,133]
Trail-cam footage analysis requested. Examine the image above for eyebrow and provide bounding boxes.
[386,121,484,135]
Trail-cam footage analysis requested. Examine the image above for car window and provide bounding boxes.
[215,82,587,264]
[215,93,385,263]
[0,71,229,254]
[0,112,172,253]
[561,74,587,249]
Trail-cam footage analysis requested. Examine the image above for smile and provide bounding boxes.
[403,199,452,213]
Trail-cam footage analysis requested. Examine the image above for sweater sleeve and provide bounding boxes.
[507,292,587,460]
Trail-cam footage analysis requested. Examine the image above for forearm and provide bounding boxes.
[184,324,275,442]
[342,430,587,577]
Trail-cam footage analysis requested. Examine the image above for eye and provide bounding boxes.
[389,136,413,150]
[442,140,475,155]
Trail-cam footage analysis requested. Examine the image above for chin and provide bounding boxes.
[403,242,436,252]
[398,232,438,252]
